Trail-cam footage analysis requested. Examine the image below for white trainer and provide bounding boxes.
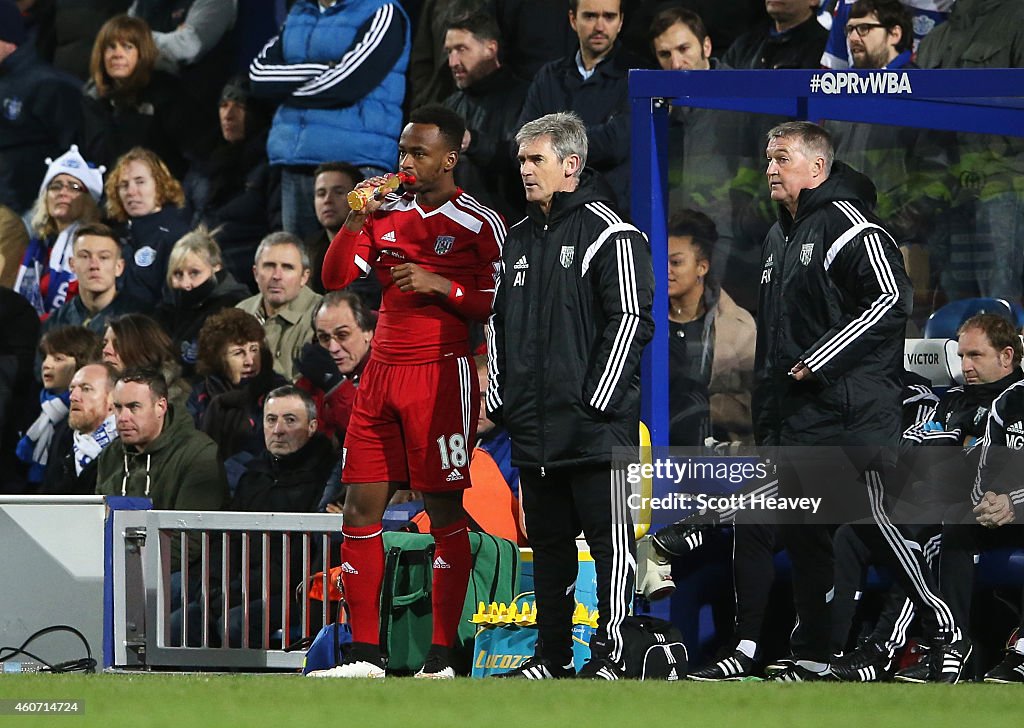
[414,665,455,679]
[306,660,386,679]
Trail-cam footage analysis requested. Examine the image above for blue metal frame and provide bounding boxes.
[631,68,1024,447]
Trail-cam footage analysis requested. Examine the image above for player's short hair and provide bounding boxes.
[312,290,377,333]
[766,121,834,175]
[850,0,913,54]
[515,112,588,179]
[408,104,467,154]
[649,6,708,46]
[254,231,310,270]
[265,384,318,423]
[959,313,1024,366]
[667,209,718,263]
[569,0,621,14]
[117,366,169,402]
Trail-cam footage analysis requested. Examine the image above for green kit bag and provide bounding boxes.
[379,531,520,674]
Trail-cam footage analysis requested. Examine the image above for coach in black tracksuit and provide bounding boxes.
[753,121,966,682]
[487,112,654,679]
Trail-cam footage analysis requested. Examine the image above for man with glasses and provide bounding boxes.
[821,0,952,70]
[842,0,914,70]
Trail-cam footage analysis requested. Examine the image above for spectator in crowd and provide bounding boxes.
[101,313,190,406]
[0,204,28,287]
[621,0,768,67]
[46,223,142,334]
[185,76,280,290]
[407,0,486,110]
[296,291,375,449]
[219,385,336,645]
[313,104,505,679]
[129,0,238,114]
[822,0,947,319]
[305,162,381,307]
[187,308,285,465]
[722,0,828,69]
[236,233,322,382]
[95,367,228,600]
[104,146,191,307]
[248,0,411,240]
[665,209,755,447]
[648,6,766,312]
[442,11,529,222]
[754,121,965,682]
[40,361,119,495]
[0,287,40,493]
[14,146,104,317]
[915,0,1024,305]
[16,325,102,485]
[829,313,1024,682]
[154,227,250,377]
[80,15,200,180]
[515,0,636,213]
[0,1,82,215]
[491,0,576,81]
[821,0,952,69]
[489,112,654,679]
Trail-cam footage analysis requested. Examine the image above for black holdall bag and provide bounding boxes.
[620,615,689,680]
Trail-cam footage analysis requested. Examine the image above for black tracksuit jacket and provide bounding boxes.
[753,162,913,447]
[487,170,654,470]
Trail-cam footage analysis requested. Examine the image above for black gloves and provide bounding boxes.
[296,342,343,394]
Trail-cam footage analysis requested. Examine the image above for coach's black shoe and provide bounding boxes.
[831,640,894,683]
[493,655,574,680]
[984,649,1024,684]
[577,655,626,680]
[687,650,757,681]
[766,663,837,682]
[894,658,930,684]
[652,511,720,558]
[927,635,972,684]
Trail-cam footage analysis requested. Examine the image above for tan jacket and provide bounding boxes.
[237,285,322,381]
[709,288,756,443]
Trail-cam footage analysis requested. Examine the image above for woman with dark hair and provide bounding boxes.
[666,208,756,446]
[154,227,250,377]
[105,147,192,307]
[188,308,286,464]
[101,312,190,405]
[79,14,203,179]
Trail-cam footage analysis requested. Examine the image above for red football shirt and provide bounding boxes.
[323,189,504,364]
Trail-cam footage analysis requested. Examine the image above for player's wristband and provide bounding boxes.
[448,281,467,302]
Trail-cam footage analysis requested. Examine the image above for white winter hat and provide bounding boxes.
[40,145,106,202]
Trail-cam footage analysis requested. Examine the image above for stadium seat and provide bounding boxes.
[923,298,1024,339]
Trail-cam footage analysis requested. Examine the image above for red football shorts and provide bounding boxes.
[342,355,478,492]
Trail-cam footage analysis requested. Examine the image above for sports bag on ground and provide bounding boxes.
[620,615,689,680]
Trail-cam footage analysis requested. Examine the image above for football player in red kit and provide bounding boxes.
[309,105,505,679]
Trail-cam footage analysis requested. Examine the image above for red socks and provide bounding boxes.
[430,518,472,650]
[340,523,384,647]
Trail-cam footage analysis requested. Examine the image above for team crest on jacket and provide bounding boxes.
[434,235,455,255]
[560,246,574,269]
[3,96,22,121]
[800,243,814,266]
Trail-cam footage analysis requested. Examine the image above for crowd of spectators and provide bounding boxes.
[2,0,1024,680]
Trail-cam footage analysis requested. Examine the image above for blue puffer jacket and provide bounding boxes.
[250,0,410,171]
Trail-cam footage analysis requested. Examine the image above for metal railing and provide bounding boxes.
[112,509,344,670]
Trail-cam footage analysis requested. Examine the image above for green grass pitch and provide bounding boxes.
[1,674,1023,728]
